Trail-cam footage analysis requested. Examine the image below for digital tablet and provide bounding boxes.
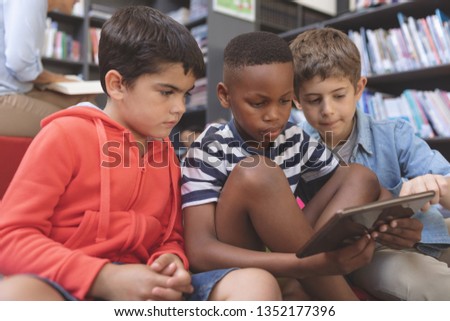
[296,190,435,258]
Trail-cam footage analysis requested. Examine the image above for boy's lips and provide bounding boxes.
[320,120,339,128]
[164,120,178,128]
[262,127,282,137]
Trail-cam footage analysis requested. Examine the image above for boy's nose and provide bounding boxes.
[321,100,334,117]
[172,99,186,115]
[263,106,280,122]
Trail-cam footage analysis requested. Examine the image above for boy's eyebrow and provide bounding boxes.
[157,83,195,92]
[247,89,294,98]
[304,87,347,96]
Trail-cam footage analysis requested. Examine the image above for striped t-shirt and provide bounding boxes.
[181,120,338,209]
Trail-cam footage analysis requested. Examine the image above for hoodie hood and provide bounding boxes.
[41,104,124,131]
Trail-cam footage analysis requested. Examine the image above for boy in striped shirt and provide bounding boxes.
[181,31,398,300]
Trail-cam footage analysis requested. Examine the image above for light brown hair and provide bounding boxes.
[289,27,361,97]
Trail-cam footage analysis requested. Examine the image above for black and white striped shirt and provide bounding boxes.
[181,120,338,209]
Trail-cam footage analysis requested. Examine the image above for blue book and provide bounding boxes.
[435,8,450,62]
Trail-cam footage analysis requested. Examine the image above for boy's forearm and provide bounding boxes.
[187,238,325,279]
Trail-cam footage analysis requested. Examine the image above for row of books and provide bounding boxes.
[42,19,81,62]
[50,22,206,68]
[191,24,208,64]
[358,89,450,138]
[348,9,450,76]
[352,0,407,11]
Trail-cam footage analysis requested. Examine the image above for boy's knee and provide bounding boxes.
[233,155,282,187]
[215,268,282,301]
[232,268,282,300]
[0,275,63,301]
[347,163,379,190]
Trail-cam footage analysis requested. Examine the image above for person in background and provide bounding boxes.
[181,31,397,301]
[290,27,450,300]
[0,0,95,137]
[0,6,282,301]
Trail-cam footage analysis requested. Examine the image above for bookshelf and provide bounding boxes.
[43,0,197,80]
[42,0,208,154]
[279,0,450,160]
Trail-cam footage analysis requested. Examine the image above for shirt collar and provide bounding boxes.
[355,108,374,156]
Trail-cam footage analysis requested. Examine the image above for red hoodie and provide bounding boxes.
[0,105,187,300]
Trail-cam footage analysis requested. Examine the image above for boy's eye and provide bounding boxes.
[160,90,173,96]
[307,98,321,105]
[252,101,265,108]
[280,99,292,105]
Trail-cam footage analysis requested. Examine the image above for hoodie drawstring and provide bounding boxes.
[94,118,111,243]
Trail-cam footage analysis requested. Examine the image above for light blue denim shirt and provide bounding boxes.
[0,0,46,95]
[302,108,450,257]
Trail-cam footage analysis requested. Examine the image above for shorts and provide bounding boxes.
[186,268,237,301]
[31,275,78,301]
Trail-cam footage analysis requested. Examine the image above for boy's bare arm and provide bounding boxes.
[183,203,375,278]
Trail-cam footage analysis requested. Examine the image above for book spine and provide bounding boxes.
[406,15,430,67]
[397,12,421,69]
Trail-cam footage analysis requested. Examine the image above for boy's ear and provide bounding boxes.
[293,99,302,110]
[217,82,231,109]
[105,70,125,99]
[355,77,367,99]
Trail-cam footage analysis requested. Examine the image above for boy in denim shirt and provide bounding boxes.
[291,27,450,300]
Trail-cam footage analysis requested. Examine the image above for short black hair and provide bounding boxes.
[224,31,293,71]
[98,6,205,95]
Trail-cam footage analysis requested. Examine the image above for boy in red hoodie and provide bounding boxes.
[0,6,281,301]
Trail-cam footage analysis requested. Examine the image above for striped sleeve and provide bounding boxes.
[181,124,231,209]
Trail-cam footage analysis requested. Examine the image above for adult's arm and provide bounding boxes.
[3,1,47,82]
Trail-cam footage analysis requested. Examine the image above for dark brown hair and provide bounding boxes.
[99,6,205,94]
